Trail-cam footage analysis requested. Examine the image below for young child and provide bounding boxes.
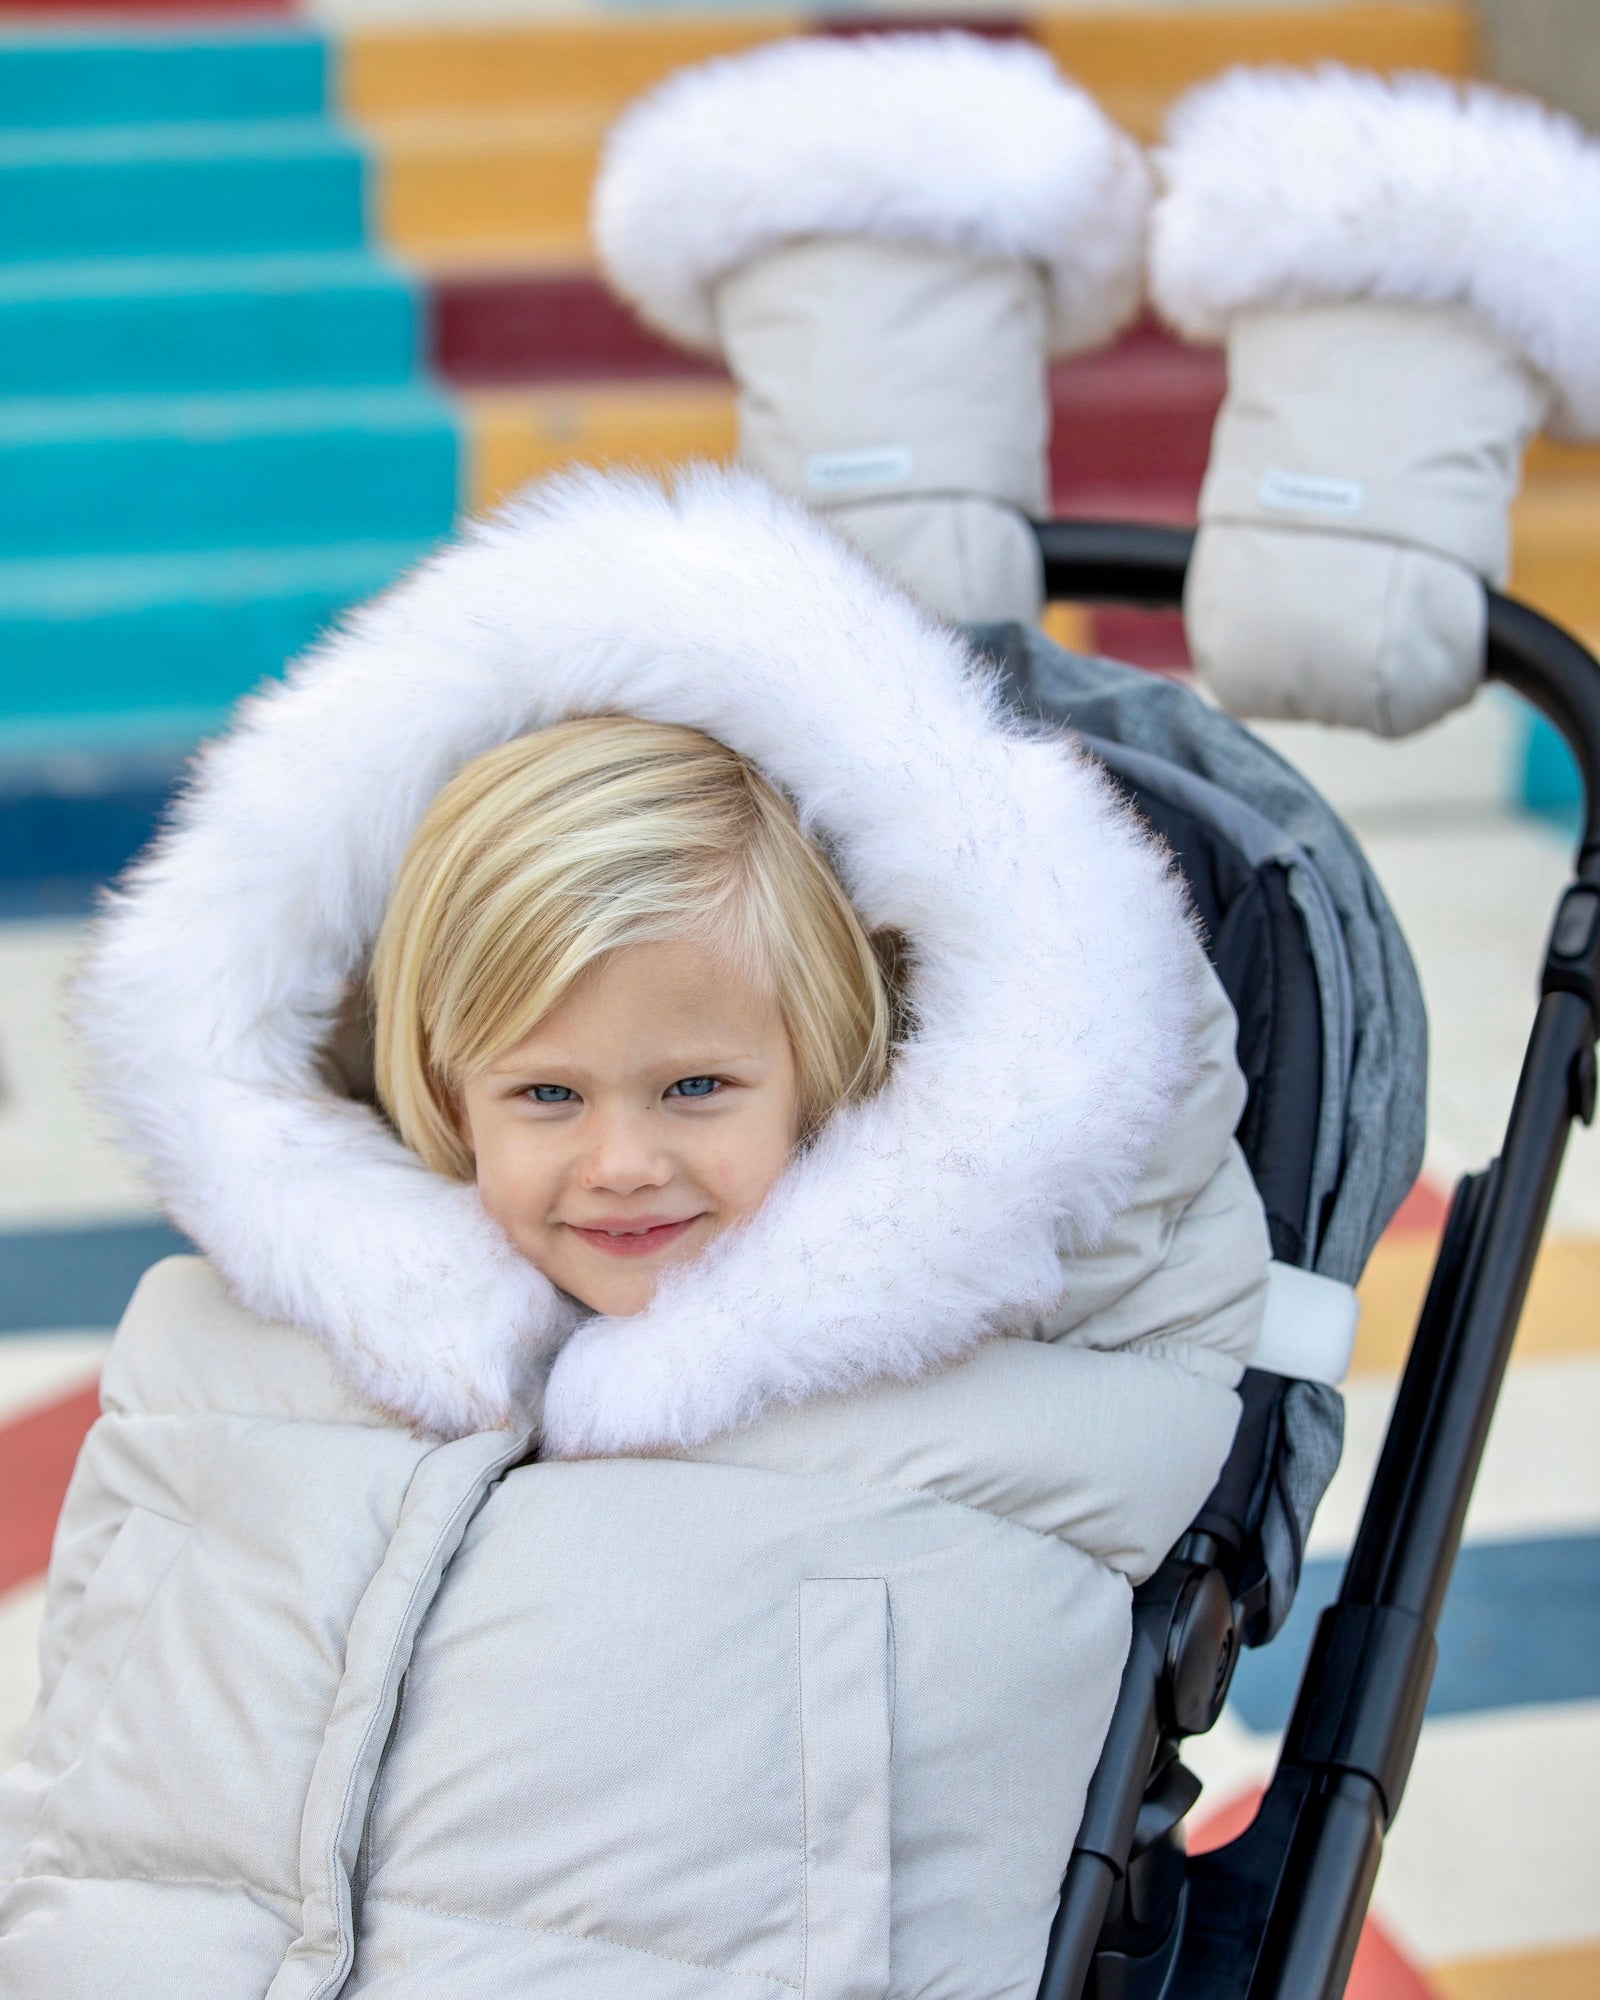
[0,467,1268,1996]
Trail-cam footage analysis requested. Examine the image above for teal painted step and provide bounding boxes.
[0,541,434,721]
[0,121,366,264]
[0,386,460,557]
[0,30,326,129]
[0,254,420,396]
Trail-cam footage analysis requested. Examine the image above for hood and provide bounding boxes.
[76,467,1199,1455]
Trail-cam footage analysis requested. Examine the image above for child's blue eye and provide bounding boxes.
[528,1084,575,1104]
[668,1076,720,1099]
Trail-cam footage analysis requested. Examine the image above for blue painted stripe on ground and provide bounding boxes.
[1230,1535,1600,1728]
[0,760,181,893]
[0,32,328,131]
[0,1222,193,1333]
[0,877,118,921]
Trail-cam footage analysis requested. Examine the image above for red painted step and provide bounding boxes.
[1051,322,1222,501]
[0,0,287,10]
[431,273,1224,478]
[436,271,723,388]
[1091,606,1190,675]
[817,13,1029,39]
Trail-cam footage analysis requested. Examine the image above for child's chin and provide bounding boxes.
[566,1233,714,1317]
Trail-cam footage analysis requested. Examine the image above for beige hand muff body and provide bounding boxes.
[1187,301,1548,737]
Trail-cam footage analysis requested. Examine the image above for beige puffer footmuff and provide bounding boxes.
[0,470,1268,1997]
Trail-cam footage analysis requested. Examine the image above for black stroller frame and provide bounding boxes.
[1028,522,1600,2000]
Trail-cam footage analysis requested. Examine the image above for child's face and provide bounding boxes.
[457,938,801,1316]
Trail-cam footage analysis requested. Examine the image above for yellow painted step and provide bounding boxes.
[1511,476,1600,636]
[372,109,611,261]
[1037,3,1474,139]
[467,382,737,511]
[348,6,1473,127]
[344,16,802,121]
[352,5,1476,258]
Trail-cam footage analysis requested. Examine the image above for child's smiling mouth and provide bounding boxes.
[564,1215,706,1258]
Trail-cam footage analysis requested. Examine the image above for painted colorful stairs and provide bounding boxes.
[3,2,1600,869]
[0,26,455,762]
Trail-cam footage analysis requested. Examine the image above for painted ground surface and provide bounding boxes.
[3,757,1598,1995]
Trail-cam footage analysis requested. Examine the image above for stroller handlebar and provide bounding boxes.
[1034,519,1600,870]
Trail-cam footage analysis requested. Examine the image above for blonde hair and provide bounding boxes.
[372,716,895,1178]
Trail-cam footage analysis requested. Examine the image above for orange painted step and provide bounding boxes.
[1431,1942,1600,2000]
[370,108,610,263]
[343,16,803,122]
[1036,3,1473,138]
[466,381,737,510]
[1040,1,1472,137]
[1511,474,1600,639]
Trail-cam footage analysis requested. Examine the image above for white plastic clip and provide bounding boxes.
[1250,1261,1361,1386]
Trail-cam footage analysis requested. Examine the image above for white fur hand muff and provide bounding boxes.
[593,32,1149,626]
[1151,67,1600,738]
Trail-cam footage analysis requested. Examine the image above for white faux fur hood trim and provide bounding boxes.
[593,32,1150,359]
[76,467,1198,1456]
[1149,65,1600,441]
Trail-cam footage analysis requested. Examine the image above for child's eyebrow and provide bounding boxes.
[485,1048,765,1079]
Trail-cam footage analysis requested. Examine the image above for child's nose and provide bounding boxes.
[578,1113,673,1194]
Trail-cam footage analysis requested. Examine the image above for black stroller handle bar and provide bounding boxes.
[1033,520,1600,2000]
[1035,520,1600,870]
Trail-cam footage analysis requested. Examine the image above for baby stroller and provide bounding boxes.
[984,518,1600,2000]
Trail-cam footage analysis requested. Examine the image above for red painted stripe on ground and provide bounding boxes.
[1193,1789,1444,1999]
[0,1379,98,1596]
[1387,1175,1453,1240]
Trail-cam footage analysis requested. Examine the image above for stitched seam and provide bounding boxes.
[714,1459,1110,1557]
[20,1512,191,1876]
[364,1894,801,1991]
[9,1864,295,1899]
[303,1438,526,2000]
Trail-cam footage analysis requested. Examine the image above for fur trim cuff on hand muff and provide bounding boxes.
[1148,64,1600,441]
[592,32,1151,358]
[75,469,1199,1454]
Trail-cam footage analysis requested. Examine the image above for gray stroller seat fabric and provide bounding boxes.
[970,622,1429,1634]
